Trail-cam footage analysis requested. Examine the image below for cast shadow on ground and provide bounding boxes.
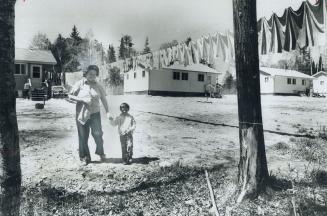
[90,156,160,164]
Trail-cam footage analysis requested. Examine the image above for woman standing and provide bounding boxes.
[69,65,110,165]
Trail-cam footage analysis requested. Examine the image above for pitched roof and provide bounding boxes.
[260,67,313,79]
[15,48,57,64]
[163,63,221,74]
[312,71,327,78]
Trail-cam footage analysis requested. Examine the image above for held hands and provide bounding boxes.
[106,112,114,120]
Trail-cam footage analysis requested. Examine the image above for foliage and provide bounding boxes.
[142,37,151,54]
[318,55,324,72]
[107,45,116,63]
[30,27,106,73]
[106,66,123,87]
[29,32,51,50]
[159,40,178,50]
[292,138,327,163]
[118,35,136,60]
[70,25,82,46]
[51,34,73,72]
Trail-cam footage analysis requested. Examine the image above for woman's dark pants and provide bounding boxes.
[76,112,104,160]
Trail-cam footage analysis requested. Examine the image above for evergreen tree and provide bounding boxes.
[70,25,82,45]
[142,37,151,54]
[318,55,323,72]
[119,37,125,59]
[107,45,116,63]
[118,35,135,59]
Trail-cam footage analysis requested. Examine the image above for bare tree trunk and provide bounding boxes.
[232,0,269,201]
[0,0,22,215]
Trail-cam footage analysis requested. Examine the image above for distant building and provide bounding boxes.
[312,71,327,96]
[124,63,222,96]
[14,48,57,96]
[260,67,313,95]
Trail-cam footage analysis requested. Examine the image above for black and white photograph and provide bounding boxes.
[1,0,327,215]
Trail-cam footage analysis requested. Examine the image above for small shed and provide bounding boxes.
[124,63,222,96]
[312,71,327,96]
[260,67,313,95]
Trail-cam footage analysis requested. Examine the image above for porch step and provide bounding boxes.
[31,89,48,101]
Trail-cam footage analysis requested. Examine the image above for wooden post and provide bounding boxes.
[232,0,269,201]
[0,0,22,215]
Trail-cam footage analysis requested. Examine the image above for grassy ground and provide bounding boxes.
[17,95,327,215]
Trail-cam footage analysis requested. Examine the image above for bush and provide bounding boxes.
[311,169,327,186]
[318,125,327,141]
[293,138,327,163]
[272,142,290,151]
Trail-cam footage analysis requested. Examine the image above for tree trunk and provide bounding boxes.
[232,0,269,200]
[0,0,22,215]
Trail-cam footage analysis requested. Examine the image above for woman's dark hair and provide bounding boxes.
[120,103,130,111]
[83,65,100,77]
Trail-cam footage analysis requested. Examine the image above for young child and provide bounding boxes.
[110,103,136,165]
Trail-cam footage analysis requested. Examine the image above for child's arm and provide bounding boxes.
[128,116,136,133]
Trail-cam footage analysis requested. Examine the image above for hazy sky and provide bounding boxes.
[15,0,315,51]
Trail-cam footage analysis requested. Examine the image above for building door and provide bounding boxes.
[31,64,42,88]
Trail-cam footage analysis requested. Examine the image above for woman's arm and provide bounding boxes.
[100,95,109,113]
[99,84,110,114]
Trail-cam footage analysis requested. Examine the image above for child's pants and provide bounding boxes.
[120,133,133,162]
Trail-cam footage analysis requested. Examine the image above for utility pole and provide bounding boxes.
[232,0,269,201]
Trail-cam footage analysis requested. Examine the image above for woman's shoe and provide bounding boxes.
[80,157,90,166]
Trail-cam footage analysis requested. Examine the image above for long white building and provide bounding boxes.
[124,64,221,96]
[260,67,313,95]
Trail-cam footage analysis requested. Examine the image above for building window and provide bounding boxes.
[142,70,145,77]
[134,72,136,79]
[182,72,188,80]
[198,74,204,82]
[264,77,269,83]
[15,63,27,75]
[292,78,296,85]
[32,65,41,78]
[302,79,306,85]
[207,75,212,82]
[173,72,180,80]
[321,81,325,85]
[287,78,292,85]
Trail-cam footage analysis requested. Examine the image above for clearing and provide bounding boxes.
[18,95,327,215]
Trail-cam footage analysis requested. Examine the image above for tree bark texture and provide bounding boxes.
[0,0,22,215]
[232,0,269,198]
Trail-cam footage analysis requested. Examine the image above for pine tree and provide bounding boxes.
[107,45,116,63]
[318,55,323,72]
[119,37,125,60]
[70,25,82,45]
[142,37,151,54]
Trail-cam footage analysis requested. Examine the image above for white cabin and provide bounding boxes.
[260,67,313,95]
[124,64,221,96]
[312,71,327,96]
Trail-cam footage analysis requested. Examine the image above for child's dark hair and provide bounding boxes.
[120,103,130,111]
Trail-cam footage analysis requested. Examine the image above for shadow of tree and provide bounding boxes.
[90,156,159,165]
